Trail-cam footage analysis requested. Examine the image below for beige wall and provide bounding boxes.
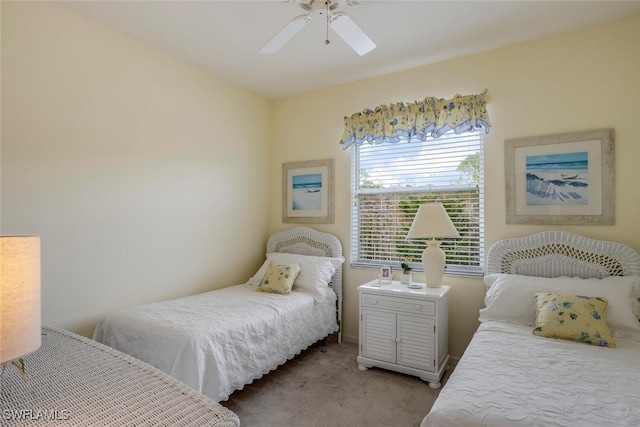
[1,2,272,338]
[271,14,640,357]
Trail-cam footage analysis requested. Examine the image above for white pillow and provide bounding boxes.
[479,274,640,336]
[248,252,344,300]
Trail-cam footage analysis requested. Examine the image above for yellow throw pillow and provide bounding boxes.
[533,292,616,348]
[256,262,301,295]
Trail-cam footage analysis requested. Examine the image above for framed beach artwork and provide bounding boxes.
[505,129,614,225]
[282,159,334,224]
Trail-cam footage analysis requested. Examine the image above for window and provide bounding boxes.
[350,130,484,276]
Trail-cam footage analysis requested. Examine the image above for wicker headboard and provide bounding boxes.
[487,231,640,279]
[267,227,343,342]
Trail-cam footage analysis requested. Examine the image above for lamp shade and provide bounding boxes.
[407,203,460,239]
[1,236,41,364]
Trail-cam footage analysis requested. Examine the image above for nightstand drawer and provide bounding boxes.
[361,293,435,315]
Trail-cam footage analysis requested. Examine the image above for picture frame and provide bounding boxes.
[379,266,392,284]
[282,159,334,224]
[505,129,614,225]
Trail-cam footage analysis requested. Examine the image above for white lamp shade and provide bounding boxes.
[1,236,41,364]
[407,203,459,287]
[407,202,460,239]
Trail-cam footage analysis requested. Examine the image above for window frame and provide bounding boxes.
[349,131,485,278]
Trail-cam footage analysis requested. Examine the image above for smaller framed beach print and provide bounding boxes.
[379,266,392,284]
[283,159,334,224]
[505,129,614,225]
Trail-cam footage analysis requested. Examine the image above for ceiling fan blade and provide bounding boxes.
[330,12,376,56]
[259,15,311,54]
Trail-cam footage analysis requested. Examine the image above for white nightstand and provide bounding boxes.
[357,280,450,389]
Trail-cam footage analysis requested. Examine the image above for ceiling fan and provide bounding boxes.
[259,0,376,56]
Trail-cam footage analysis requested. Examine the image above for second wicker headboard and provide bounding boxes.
[487,231,640,279]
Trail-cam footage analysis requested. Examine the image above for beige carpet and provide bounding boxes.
[222,334,453,427]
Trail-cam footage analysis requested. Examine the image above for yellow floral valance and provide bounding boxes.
[340,90,490,149]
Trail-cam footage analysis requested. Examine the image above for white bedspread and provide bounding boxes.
[93,284,338,402]
[422,321,640,427]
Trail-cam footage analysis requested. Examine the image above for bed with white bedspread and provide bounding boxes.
[422,231,640,427]
[93,227,343,402]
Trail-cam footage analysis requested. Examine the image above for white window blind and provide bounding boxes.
[351,130,484,276]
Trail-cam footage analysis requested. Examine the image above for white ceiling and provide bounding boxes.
[57,1,640,99]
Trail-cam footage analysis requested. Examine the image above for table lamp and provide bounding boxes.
[1,236,41,364]
[407,203,459,288]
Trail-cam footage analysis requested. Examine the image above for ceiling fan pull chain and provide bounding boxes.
[325,1,331,45]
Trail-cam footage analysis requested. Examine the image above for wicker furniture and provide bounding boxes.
[487,231,640,278]
[0,327,239,427]
[267,226,343,341]
[422,231,640,427]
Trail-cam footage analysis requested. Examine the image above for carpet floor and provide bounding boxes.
[222,334,453,427]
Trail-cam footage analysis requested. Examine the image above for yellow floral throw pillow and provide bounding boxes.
[256,262,301,295]
[533,292,616,347]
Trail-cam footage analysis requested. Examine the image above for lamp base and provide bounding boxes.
[421,240,445,288]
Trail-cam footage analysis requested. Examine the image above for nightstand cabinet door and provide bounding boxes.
[396,314,435,372]
[360,310,396,364]
[361,309,435,372]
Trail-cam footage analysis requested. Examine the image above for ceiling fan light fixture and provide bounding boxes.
[260,0,375,56]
